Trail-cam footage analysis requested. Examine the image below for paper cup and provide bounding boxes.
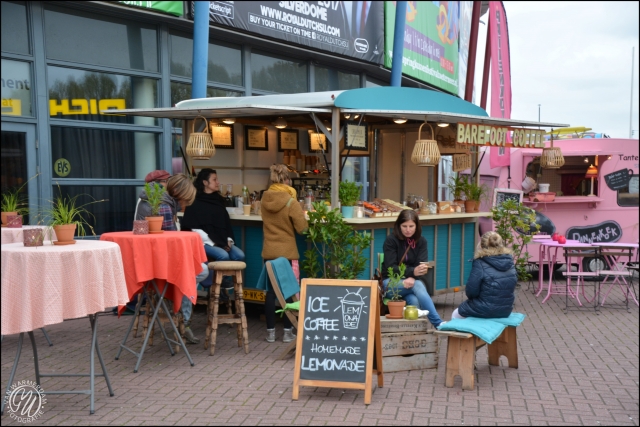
[243,204,251,216]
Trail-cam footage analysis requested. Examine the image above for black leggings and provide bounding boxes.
[264,259,293,329]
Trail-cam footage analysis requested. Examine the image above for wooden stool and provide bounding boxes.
[435,326,518,390]
[204,261,249,356]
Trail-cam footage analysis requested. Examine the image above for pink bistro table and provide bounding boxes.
[536,239,593,303]
[1,240,129,415]
[1,225,55,245]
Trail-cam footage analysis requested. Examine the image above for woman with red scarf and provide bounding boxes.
[382,210,444,328]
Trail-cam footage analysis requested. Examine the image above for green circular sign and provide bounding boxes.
[54,158,71,177]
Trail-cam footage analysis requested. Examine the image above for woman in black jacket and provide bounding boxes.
[382,210,444,328]
[181,168,245,263]
[452,231,517,319]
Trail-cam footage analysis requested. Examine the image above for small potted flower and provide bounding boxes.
[1,176,35,226]
[385,263,406,318]
[338,180,362,218]
[144,182,166,233]
[463,179,488,213]
[43,187,105,245]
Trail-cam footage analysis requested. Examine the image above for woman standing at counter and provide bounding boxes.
[261,164,308,343]
[382,210,444,328]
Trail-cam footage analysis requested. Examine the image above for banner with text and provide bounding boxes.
[117,1,184,17]
[190,1,384,64]
[383,1,460,94]
[489,1,512,168]
[457,123,545,148]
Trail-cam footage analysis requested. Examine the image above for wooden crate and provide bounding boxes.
[379,323,439,372]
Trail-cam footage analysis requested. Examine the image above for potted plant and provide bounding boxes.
[385,263,406,318]
[463,178,488,213]
[338,180,362,219]
[43,189,104,245]
[302,202,371,279]
[144,182,166,233]
[1,176,34,226]
[447,174,467,202]
[491,199,540,284]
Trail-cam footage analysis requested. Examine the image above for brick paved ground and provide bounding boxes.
[2,281,638,426]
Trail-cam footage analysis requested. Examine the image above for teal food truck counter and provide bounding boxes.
[228,212,490,303]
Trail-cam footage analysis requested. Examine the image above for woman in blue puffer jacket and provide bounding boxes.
[452,231,517,319]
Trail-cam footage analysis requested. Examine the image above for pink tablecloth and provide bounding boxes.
[1,225,55,245]
[1,240,129,335]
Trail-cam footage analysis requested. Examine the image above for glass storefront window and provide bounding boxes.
[2,59,33,117]
[50,127,159,179]
[366,76,387,88]
[170,34,242,86]
[170,82,241,127]
[618,175,639,207]
[1,130,30,223]
[51,185,139,235]
[252,52,307,94]
[44,7,158,72]
[315,67,360,91]
[48,66,158,124]
[2,1,30,54]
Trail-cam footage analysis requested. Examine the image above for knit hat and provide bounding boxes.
[144,170,171,183]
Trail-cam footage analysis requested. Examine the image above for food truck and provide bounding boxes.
[476,133,639,272]
[107,86,569,300]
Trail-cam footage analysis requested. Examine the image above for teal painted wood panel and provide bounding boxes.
[356,229,372,279]
[449,223,462,289]
[372,228,387,271]
[244,227,264,289]
[435,225,449,291]
[423,225,435,262]
[463,223,476,283]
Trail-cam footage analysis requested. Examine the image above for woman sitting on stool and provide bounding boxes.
[451,231,517,320]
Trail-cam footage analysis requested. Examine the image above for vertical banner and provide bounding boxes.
[489,1,512,169]
[457,1,474,98]
[384,1,460,94]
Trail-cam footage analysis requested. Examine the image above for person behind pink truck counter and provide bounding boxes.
[477,137,639,272]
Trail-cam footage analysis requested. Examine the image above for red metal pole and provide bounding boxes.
[464,1,482,102]
[480,23,491,110]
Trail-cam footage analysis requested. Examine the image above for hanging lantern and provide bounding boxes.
[186,116,215,160]
[540,133,564,169]
[411,123,441,167]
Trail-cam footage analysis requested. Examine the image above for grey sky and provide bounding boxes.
[473,1,639,138]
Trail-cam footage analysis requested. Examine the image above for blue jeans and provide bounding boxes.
[182,263,209,323]
[383,278,443,327]
[202,245,246,288]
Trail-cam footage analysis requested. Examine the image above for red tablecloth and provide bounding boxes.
[100,231,206,313]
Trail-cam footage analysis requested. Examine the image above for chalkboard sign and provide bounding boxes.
[493,188,523,207]
[604,169,633,190]
[567,220,622,244]
[293,279,382,405]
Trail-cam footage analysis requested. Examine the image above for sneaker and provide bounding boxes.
[437,321,448,329]
[283,328,296,343]
[183,326,200,345]
[266,328,276,343]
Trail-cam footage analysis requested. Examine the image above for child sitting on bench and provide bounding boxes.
[452,231,517,320]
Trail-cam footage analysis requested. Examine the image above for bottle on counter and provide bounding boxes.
[242,185,250,205]
[305,186,315,210]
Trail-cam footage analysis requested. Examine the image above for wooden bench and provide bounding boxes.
[434,326,518,390]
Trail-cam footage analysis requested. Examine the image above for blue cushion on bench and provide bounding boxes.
[438,318,506,344]
[485,312,526,327]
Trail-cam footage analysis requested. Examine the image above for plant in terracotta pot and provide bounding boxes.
[144,182,166,233]
[385,263,406,318]
[446,174,467,202]
[43,189,104,245]
[463,178,488,213]
[338,180,362,219]
[1,177,33,226]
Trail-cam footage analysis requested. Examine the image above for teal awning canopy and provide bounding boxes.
[334,87,489,117]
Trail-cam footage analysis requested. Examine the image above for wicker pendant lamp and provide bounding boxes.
[411,123,441,167]
[186,116,216,160]
[540,132,564,169]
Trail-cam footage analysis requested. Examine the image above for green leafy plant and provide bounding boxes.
[491,199,540,281]
[302,202,371,279]
[144,182,166,216]
[1,175,37,215]
[385,263,406,302]
[463,178,488,202]
[447,174,467,200]
[42,187,107,237]
[338,180,362,207]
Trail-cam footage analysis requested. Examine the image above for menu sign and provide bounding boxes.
[604,169,633,191]
[293,279,382,405]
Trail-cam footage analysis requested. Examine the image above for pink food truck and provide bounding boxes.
[477,136,639,272]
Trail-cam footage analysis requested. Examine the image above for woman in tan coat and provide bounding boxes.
[260,164,308,343]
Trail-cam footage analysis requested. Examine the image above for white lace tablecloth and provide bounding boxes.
[1,240,129,335]
[1,225,55,245]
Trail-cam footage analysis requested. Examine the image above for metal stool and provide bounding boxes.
[204,261,249,356]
